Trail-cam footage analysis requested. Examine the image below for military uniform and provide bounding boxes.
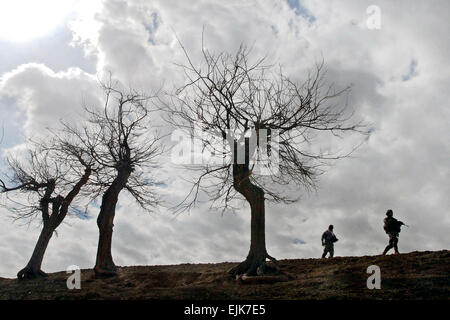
[321,230,337,258]
[383,216,402,255]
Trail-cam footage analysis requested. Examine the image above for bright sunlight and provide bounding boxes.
[0,0,75,42]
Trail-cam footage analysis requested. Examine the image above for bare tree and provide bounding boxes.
[64,81,162,277]
[0,140,93,279]
[162,43,364,277]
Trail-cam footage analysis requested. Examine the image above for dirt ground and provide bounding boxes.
[0,250,448,300]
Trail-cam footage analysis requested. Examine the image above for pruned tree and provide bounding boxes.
[162,43,364,277]
[63,81,162,277]
[0,140,93,279]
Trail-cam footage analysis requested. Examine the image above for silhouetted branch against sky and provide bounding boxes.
[0,133,95,227]
[162,38,365,213]
[0,1,448,277]
[58,79,164,212]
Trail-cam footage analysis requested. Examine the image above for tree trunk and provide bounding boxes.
[16,168,90,280]
[229,164,278,277]
[94,168,131,277]
[17,223,54,280]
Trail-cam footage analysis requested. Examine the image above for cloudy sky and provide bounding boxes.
[0,0,449,278]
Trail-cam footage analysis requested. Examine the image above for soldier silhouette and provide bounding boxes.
[382,209,406,255]
[321,225,338,258]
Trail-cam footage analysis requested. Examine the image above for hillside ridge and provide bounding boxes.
[0,250,448,300]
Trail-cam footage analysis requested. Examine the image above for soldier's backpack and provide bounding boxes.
[331,234,338,243]
[384,217,402,233]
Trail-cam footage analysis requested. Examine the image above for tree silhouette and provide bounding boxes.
[163,43,363,277]
[63,81,163,277]
[0,140,93,279]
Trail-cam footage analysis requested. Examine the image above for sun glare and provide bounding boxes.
[0,0,75,42]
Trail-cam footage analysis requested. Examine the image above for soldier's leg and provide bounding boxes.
[329,245,334,258]
[383,236,394,255]
[322,246,328,258]
[393,236,399,254]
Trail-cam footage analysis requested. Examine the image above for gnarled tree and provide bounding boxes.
[64,82,162,277]
[163,43,364,277]
[0,141,93,279]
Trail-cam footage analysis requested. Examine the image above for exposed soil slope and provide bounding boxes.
[0,250,448,300]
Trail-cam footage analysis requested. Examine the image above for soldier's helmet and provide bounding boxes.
[386,209,393,217]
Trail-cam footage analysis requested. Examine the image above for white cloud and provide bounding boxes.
[0,0,449,278]
[0,63,101,139]
[0,0,76,42]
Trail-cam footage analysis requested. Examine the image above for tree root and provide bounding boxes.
[228,252,282,279]
[94,266,118,278]
[266,253,279,266]
[17,266,48,280]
